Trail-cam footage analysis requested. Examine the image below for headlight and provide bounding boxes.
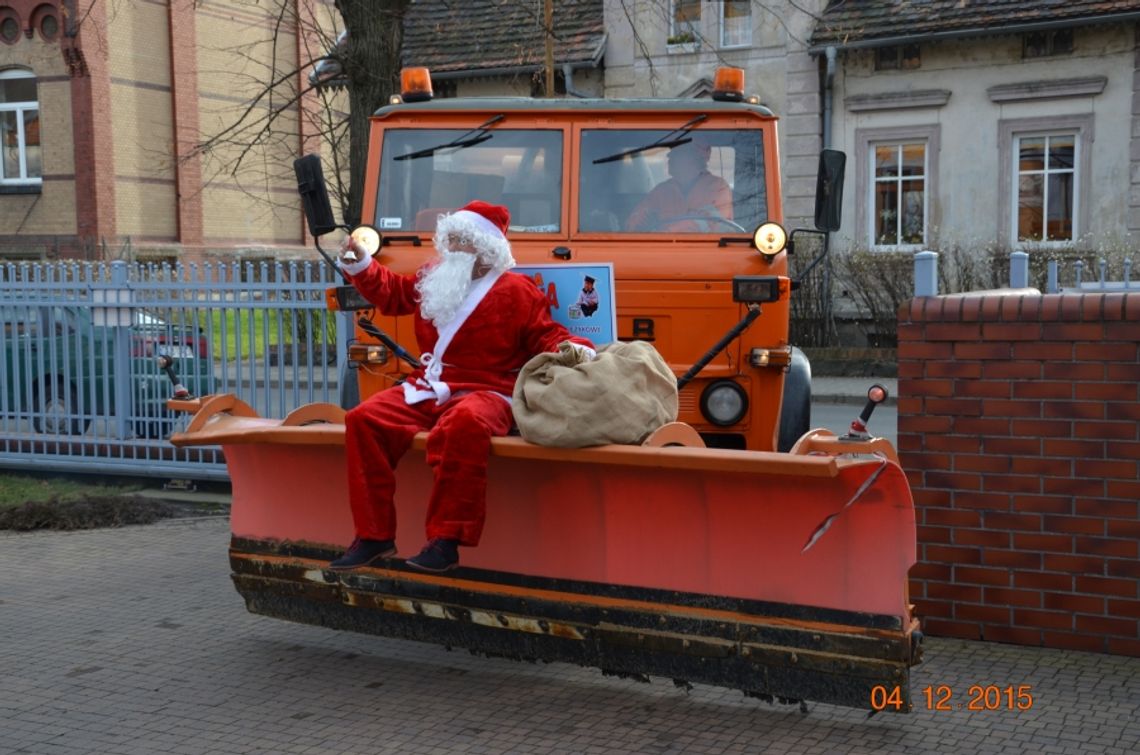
[700,380,748,426]
[752,222,787,256]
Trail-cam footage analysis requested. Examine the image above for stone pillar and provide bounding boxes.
[67,0,115,256]
[169,2,203,249]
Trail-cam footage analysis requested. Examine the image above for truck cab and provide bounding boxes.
[340,67,838,452]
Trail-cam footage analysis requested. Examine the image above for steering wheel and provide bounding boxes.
[662,214,747,232]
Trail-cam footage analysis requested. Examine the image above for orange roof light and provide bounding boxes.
[712,67,745,102]
[401,67,433,102]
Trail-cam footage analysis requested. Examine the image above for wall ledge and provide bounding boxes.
[987,76,1107,103]
[845,89,950,111]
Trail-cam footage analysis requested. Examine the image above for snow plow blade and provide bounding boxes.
[171,395,921,713]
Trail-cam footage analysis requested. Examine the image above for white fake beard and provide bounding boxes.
[417,250,477,327]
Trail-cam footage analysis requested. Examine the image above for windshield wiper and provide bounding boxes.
[394,114,505,161]
[592,114,709,164]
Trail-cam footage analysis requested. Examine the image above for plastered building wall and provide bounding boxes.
[602,0,827,231]
[828,24,1136,253]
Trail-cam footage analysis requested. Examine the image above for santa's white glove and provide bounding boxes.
[336,236,374,276]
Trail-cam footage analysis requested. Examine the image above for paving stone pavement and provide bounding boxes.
[2,518,1138,755]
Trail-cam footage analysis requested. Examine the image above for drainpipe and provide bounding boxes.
[562,63,589,98]
[821,45,838,342]
[822,45,837,149]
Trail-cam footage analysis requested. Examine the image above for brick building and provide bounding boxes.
[0,0,340,262]
[0,0,605,263]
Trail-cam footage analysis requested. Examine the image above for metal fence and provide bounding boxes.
[913,251,1137,296]
[1046,257,1136,293]
[0,260,347,481]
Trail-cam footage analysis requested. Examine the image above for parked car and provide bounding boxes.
[0,304,212,438]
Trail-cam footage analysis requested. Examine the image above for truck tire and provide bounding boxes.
[777,347,811,452]
[34,379,84,435]
[338,360,360,411]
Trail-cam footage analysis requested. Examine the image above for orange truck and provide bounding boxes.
[171,67,922,714]
[331,66,834,453]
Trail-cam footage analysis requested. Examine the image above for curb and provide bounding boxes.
[812,393,897,407]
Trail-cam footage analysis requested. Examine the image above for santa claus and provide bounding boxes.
[332,200,596,572]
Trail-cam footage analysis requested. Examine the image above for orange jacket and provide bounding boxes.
[626,172,733,232]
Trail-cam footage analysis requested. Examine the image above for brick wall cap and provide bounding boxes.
[940,288,1041,300]
[905,291,1140,322]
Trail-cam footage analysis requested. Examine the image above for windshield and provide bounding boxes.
[375,128,563,233]
[579,129,766,234]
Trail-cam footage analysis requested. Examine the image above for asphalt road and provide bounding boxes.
[811,401,897,448]
[2,518,1138,755]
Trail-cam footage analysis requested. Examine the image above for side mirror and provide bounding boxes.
[813,149,846,233]
[294,154,339,237]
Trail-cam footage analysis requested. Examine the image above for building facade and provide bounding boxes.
[0,0,339,262]
[813,1,1140,260]
[602,0,827,233]
[6,1,1136,269]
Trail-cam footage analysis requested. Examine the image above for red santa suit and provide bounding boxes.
[340,202,594,548]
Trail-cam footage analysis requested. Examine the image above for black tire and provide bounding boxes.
[33,379,84,435]
[338,359,361,411]
[777,347,811,452]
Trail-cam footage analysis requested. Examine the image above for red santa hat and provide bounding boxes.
[434,200,515,270]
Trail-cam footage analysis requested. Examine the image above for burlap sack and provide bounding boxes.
[512,340,678,447]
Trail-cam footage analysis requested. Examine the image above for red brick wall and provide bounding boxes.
[898,293,1140,657]
[68,0,117,247]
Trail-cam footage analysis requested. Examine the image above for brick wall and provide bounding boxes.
[898,293,1140,657]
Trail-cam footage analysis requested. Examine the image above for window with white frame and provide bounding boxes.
[871,142,927,247]
[669,0,700,44]
[1014,133,1076,242]
[0,70,41,187]
[719,0,750,48]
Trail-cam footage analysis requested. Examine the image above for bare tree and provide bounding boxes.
[190,0,409,229]
[333,0,410,225]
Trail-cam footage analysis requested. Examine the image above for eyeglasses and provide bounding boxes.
[447,232,474,249]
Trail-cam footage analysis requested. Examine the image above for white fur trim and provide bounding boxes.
[447,210,504,240]
[337,256,373,277]
[434,211,515,270]
[403,268,507,405]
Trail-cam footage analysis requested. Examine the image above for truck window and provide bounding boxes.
[578,129,766,234]
[375,129,563,233]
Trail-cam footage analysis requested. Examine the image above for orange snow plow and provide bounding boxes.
[169,65,922,713]
[170,390,920,712]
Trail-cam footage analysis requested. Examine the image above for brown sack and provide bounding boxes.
[512,340,678,447]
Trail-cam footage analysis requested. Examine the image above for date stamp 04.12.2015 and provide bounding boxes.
[871,685,1035,713]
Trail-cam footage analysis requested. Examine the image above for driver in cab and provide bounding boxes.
[625,139,733,232]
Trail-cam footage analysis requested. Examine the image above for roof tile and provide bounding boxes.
[403,0,605,75]
[812,1,1140,47]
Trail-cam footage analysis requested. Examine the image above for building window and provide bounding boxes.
[668,0,700,44]
[1024,29,1073,58]
[719,0,750,48]
[0,70,41,187]
[872,142,927,247]
[875,45,921,71]
[1015,133,1076,243]
[0,14,18,44]
[435,79,458,99]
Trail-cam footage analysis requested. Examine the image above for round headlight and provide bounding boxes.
[700,380,748,427]
[752,222,787,257]
[349,224,383,256]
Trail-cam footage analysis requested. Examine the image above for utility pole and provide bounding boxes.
[544,0,554,97]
